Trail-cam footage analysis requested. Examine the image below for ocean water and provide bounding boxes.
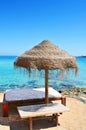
[0,56,86,91]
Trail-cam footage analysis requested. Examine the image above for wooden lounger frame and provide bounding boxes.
[17,102,69,130]
[1,93,66,117]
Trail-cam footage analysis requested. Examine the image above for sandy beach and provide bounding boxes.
[0,92,86,130]
[0,0,86,129]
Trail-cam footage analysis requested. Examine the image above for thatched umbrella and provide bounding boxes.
[14,40,78,104]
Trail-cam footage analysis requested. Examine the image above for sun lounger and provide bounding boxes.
[4,87,66,104]
[2,87,66,117]
[0,125,10,130]
[17,102,69,130]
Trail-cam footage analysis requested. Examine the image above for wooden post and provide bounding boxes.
[45,69,48,104]
[61,97,66,106]
[2,102,8,117]
[55,113,58,126]
[29,117,32,130]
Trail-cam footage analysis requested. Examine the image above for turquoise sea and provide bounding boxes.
[0,56,86,92]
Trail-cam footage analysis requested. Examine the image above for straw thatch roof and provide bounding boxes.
[14,40,78,73]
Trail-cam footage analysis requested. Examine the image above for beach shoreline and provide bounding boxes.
[60,87,86,104]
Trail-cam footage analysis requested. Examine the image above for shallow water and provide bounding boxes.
[0,56,86,91]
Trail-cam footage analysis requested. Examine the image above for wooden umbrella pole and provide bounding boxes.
[45,69,49,104]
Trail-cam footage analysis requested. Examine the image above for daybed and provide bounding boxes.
[2,87,66,117]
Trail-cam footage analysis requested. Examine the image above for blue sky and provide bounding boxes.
[0,0,86,56]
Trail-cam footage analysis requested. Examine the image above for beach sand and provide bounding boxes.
[0,93,86,130]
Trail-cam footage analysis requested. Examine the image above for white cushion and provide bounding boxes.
[5,87,61,101]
